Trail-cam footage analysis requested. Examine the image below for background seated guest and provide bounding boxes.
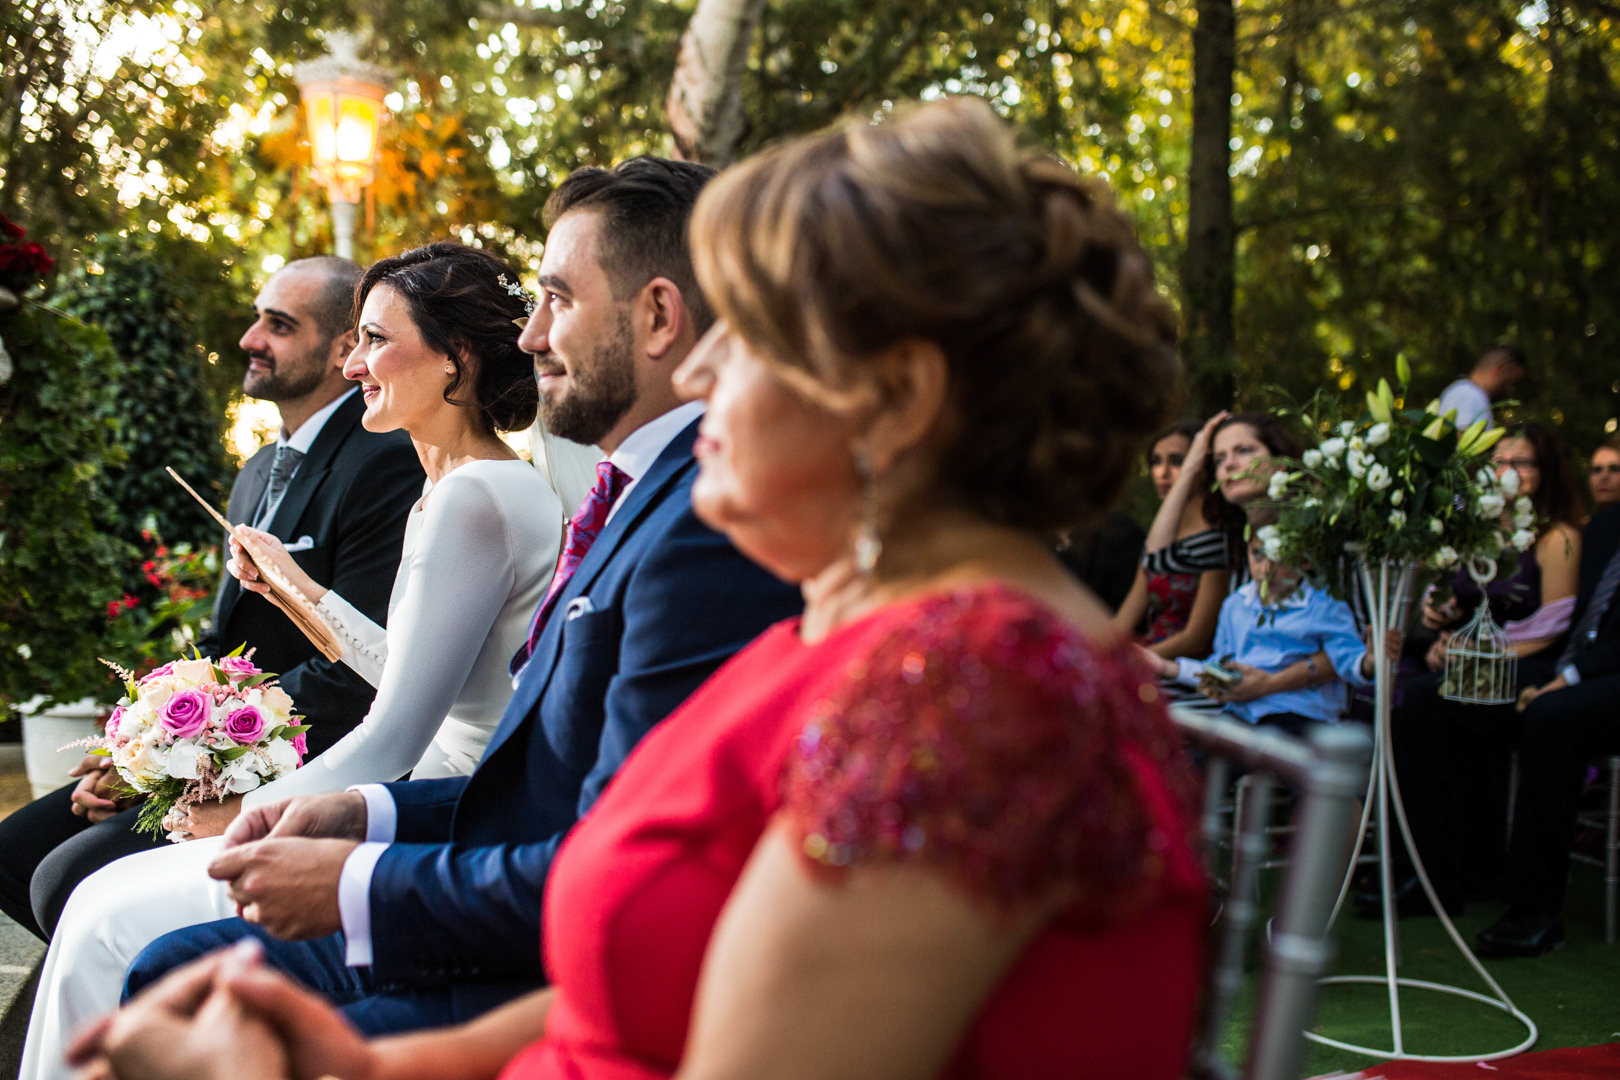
[1114,418,1227,658]
[0,257,423,942]
[1587,438,1620,518]
[1140,508,1388,733]
[1374,423,1582,918]
[77,97,1207,1080]
[1474,501,1620,956]
[1055,508,1145,613]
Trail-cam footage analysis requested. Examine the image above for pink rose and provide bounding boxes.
[289,726,308,760]
[218,656,262,682]
[144,661,178,681]
[104,706,125,739]
[224,706,266,745]
[159,689,211,739]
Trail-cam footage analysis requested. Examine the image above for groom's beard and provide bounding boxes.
[243,345,329,403]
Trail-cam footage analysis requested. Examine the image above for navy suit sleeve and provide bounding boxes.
[274,443,421,755]
[363,505,799,986]
[385,776,469,841]
[1571,507,1620,682]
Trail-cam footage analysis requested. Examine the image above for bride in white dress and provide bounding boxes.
[20,242,602,1080]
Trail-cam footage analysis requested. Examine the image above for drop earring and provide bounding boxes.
[852,449,882,575]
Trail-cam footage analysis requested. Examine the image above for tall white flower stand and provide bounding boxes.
[1307,559,1537,1062]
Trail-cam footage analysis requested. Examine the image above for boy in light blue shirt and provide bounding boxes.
[1141,518,1389,729]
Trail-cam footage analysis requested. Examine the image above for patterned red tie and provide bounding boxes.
[511,460,631,675]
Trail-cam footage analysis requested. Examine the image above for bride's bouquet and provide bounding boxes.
[94,649,310,841]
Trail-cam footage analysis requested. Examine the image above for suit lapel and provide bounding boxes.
[267,391,364,539]
[486,419,700,754]
[212,447,275,633]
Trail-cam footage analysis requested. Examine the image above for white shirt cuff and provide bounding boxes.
[338,841,389,967]
[1561,664,1582,687]
[1171,658,1200,687]
[352,783,398,843]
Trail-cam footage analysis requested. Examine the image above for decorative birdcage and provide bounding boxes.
[1440,558,1517,705]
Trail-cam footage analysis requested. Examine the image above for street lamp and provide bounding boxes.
[293,32,392,260]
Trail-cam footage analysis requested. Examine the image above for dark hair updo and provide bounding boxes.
[689,97,1181,535]
[355,242,539,433]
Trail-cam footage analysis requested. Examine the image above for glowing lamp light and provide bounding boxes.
[293,32,392,258]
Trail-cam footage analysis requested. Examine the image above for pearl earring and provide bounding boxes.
[852,449,882,575]
[444,364,454,375]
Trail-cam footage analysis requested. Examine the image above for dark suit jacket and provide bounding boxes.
[195,391,423,756]
[1566,503,1620,682]
[364,419,801,1018]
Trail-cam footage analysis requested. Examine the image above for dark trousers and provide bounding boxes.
[126,918,461,1035]
[0,781,162,940]
[1391,660,1554,905]
[1503,672,1620,914]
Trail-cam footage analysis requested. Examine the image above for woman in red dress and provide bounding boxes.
[80,98,1207,1080]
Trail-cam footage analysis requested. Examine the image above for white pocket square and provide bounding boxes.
[282,535,317,553]
[564,597,595,621]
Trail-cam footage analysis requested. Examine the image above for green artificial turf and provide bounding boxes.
[1217,860,1620,1076]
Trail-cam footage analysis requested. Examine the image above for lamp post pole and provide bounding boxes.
[293,32,392,260]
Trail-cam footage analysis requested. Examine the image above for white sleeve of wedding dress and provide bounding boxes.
[316,591,388,688]
[528,418,604,514]
[242,468,552,808]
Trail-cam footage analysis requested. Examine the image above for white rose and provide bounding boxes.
[1350,436,1366,453]
[1347,449,1371,478]
[220,755,264,794]
[165,739,207,780]
[1431,545,1460,569]
[1367,422,1391,446]
[1511,528,1536,552]
[15,643,30,660]
[1302,448,1324,469]
[1340,421,1356,438]
[1267,471,1292,499]
[1365,462,1392,491]
[1476,492,1506,519]
[1389,508,1407,529]
[1477,467,1497,489]
[1429,517,1445,536]
[1391,489,1404,506]
[1320,437,1347,460]
[1513,497,1535,531]
[1498,468,1520,496]
[262,739,300,777]
[1303,496,1322,510]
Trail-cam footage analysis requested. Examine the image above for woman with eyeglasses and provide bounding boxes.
[1364,422,1583,919]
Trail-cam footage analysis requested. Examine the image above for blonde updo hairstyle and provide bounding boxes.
[689,98,1181,535]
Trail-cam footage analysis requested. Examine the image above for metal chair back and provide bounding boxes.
[1171,707,1372,1080]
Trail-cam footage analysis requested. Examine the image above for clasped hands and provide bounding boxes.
[202,791,370,941]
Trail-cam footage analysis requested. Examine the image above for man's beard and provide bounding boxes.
[242,347,328,402]
[538,314,638,447]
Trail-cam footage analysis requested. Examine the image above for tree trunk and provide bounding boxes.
[665,0,766,167]
[1184,0,1237,415]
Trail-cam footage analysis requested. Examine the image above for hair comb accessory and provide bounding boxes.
[497,273,536,314]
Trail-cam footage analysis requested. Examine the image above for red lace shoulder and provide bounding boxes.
[780,585,1198,920]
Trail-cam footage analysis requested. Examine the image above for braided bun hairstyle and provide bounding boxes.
[690,98,1180,534]
[356,241,540,433]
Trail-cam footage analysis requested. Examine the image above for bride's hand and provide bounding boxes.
[229,527,326,604]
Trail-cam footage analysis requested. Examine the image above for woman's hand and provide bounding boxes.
[221,961,377,1080]
[1517,674,1568,714]
[1360,629,1404,679]
[229,526,326,605]
[68,943,291,1080]
[1420,596,1460,631]
[1425,631,1451,672]
[185,795,245,840]
[1184,410,1229,478]
[1207,662,1272,703]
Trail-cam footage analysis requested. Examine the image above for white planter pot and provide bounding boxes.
[21,699,106,800]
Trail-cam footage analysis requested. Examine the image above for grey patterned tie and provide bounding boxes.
[1556,542,1620,670]
[258,444,304,527]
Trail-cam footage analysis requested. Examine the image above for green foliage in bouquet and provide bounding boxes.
[1256,357,1528,603]
[0,299,135,714]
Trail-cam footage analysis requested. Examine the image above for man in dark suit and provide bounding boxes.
[121,159,801,1033]
[0,257,422,940]
[1474,503,1620,956]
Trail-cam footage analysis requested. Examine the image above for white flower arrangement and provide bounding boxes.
[1260,360,1521,601]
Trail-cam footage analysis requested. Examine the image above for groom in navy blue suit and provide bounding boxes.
[124,158,802,1032]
